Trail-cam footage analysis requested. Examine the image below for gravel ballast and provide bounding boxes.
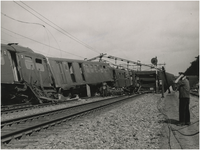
[2,93,198,149]
[21,94,164,149]
[1,96,117,121]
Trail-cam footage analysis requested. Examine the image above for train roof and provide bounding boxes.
[1,43,34,53]
[1,43,47,58]
[47,56,110,65]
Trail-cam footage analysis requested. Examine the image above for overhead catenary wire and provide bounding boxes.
[44,27,62,57]
[4,1,157,66]
[13,1,100,54]
[2,27,85,59]
[1,30,16,38]
[1,12,64,57]
[11,1,143,64]
[1,12,45,27]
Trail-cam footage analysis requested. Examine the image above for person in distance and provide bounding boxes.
[174,72,191,126]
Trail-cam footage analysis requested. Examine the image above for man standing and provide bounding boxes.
[175,73,191,126]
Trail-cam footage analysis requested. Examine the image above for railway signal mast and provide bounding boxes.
[87,54,162,71]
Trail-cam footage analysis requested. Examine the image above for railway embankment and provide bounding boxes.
[2,94,163,149]
[1,92,199,149]
[159,91,199,149]
[1,96,117,121]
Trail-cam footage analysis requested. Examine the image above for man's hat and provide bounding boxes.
[179,72,185,76]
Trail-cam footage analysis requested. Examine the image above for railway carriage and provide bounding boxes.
[1,43,177,106]
[112,68,129,87]
[158,71,176,92]
[1,43,56,105]
[135,71,157,91]
[47,57,114,97]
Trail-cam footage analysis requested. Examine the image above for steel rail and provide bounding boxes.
[1,94,144,144]
[1,95,125,127]
[1,98,79,114]
[1,103,32,111]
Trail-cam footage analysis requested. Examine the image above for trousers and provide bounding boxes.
[179,98,190,123]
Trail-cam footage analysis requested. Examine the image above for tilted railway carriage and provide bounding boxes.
[158,71,176,92]
[1,43,176,106]
[135,71,157,91]
[47,57,114,97]
[1,43,56,105]
[112,68,134,88]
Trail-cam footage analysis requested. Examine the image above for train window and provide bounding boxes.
[103,65,107,72]
[68,63,73,74]
[25,56,34,70]
[63,62,68,71]
[1,51,5,65]
[68,63,76,82]
[35,58,44,71]
[96,65,100,72]
[94,65,97,72]
[97,65,100,72]
[87,64,91,73]
[79,63,85,81]
[90,65,94,73]
[35,59,42,64]
[84,64,89,73]
[100,65,104,73]
[56,61,66,83]
[94,65,98,72]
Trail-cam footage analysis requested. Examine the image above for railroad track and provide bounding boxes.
[1,93,144,144]
[1,98,79,114]
[1,103,33,112]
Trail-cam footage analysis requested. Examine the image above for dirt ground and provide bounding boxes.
[159,91,199,149]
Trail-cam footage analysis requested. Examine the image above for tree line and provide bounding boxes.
[184,55,199,76]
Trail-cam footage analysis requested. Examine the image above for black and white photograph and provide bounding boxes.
[1,1,199,149]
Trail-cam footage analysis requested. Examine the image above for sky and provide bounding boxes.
[1,1,199,75]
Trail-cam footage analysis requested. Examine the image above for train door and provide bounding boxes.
[82,63,89,82]
[18,54,37,85]
[1,49,15,83]
[78,63,85,82]
[17,53,51,88]
[56,61,67,84]
[9,51,21,82]
[68,62,76,83]
[1,49,21,83]
[35,58,52,87]
[113,69,116,81]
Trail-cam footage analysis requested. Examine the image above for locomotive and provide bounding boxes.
[1,43,174,105]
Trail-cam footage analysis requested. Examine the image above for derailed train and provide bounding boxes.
[1,43,175,105]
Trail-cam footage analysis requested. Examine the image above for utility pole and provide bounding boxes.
[87,53,107,62]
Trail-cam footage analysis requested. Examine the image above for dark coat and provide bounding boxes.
[178,78,190,98]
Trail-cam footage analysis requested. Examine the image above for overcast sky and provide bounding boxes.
[1,1,199,75]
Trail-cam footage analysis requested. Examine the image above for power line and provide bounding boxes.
[13,1,100,54]
[44,27,62,56]
[2,27,85,59]
[1,12,62,57]
[1,12,45,27]
[2,30,16,38]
